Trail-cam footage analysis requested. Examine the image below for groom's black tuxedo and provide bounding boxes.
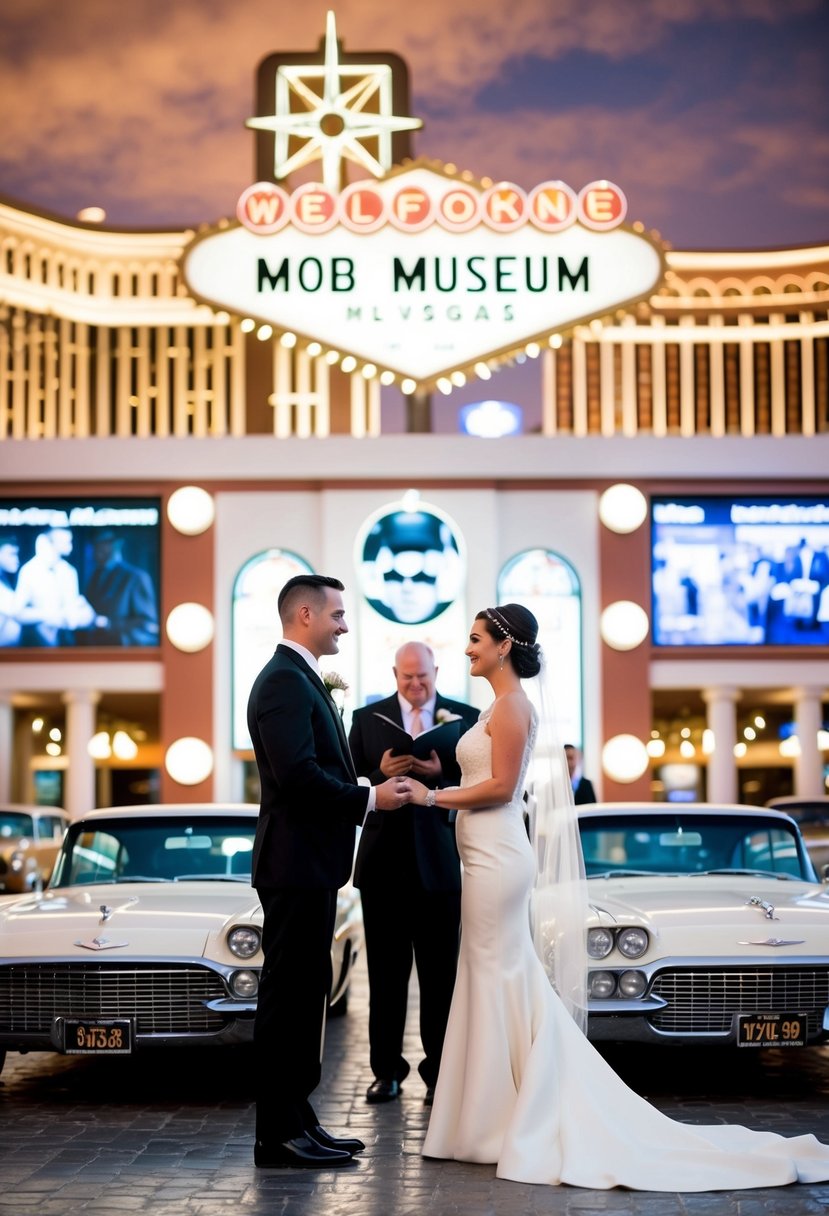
[248,644,369,1143]
[349,690,478,1089]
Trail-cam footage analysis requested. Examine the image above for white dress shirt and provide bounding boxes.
[398,694,436,736]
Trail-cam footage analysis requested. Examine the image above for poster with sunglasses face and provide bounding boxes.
[359,509,463,625]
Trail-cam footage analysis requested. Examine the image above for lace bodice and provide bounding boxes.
[456,703,538,806]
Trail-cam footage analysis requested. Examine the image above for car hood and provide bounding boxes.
[588,875,829,958]
[0,883,263,958]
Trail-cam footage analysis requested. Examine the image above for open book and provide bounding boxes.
[372,711,463,759]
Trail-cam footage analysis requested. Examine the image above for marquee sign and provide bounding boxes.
[183,163,664,386]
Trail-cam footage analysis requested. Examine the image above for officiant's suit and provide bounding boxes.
[248,643,369,1145]
[349,686,478,1095]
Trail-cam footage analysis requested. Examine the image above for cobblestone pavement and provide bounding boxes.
[1,959,829,1216]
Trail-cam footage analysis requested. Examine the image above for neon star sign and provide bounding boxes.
[247,10,421,190]
[182,16,666,391]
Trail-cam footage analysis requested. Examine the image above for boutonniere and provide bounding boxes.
[435,708,461,724]
[321,671,349,715]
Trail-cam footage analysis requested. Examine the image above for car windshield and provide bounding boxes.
[0,811,34,838]
[50,816,257,887]
[579,813,813,881]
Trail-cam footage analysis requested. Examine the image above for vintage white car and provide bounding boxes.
[0,805,70,893]
[582,803,829,1048]
[0,805,363,1076]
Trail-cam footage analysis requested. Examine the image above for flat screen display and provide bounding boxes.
[651,496,829,646]
[0,497,161,649]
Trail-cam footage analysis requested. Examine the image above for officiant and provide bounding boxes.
[349,641,478,1107]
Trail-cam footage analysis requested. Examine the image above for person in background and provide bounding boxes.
[564,743,596,804]
[349,641,478,1106]
[13,527,94,645]
[80,529,159,646]
[0,537,22,646]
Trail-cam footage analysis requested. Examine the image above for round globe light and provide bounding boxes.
[167,486,215,536]
[166,602,215,653]
[602,734,649,783]
[165,737,214,785]
[598,484,648,534]
[600,601,650,650]
[88,731,112,760]
[112,730,138,760]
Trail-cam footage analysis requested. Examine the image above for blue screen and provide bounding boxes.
[651,496,829,646]
[0,497,161,650]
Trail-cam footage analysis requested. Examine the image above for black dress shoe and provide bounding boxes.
[424,1086,435,1106]
[310,1124,365,1155]
[254,1136,353,1169]
[365,1078,401,1104]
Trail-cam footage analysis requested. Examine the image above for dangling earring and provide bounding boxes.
[498,651,505,671]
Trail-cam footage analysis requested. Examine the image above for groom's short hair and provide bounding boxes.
[278,574,344,623]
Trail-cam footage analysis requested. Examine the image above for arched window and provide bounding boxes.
[497,549,583,748]
[232,549,313,749]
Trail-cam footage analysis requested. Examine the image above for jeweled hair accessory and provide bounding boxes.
[485,607,534,647]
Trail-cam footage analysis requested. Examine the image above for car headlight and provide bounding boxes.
[587,927,615,959]
[227,926,262,958]
[229,970,259,998]
[589,970,617,998]
[617,927,649,959]
[618,970,647,998]
[10,852,24,873]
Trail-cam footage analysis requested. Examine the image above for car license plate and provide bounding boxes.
[737,1011,806,1048]
[61,1018,133,1055]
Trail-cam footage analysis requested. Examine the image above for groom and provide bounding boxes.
[247,574,410,1169]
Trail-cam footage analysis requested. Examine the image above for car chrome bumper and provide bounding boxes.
[588,954,829,1046]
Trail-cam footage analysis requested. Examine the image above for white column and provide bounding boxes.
[702,686,741,804]
[0,695,13,804]
[62,690,99,820]
[793,686,825,798]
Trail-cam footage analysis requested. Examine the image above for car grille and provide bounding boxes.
[650,968,829,1035]
[0,964,228,1034]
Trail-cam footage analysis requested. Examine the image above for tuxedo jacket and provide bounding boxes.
[573,775,597,805]
[349,692,478,893]
[247,645,369,891]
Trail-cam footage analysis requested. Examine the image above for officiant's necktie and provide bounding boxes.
[410,707,423,736]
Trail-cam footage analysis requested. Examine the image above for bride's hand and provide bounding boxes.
[406,778,430,806]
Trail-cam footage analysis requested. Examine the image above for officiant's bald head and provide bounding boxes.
[393,641,437,708]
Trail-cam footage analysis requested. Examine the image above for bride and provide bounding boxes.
[404,603,829,1190]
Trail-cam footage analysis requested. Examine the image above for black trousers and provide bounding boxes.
[360,884,461,1088]
[254,887,337,1142]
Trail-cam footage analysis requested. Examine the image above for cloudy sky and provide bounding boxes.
[2,0,828,250]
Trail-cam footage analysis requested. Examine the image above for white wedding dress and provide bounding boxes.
[422,706,829,1190]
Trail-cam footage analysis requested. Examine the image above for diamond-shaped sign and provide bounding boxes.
[183,165,664,385]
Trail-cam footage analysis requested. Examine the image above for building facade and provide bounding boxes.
[1,21,827,817]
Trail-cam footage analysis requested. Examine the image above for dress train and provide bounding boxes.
[423,708,829,1190]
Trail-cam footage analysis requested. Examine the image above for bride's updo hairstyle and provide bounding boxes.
[477,604,542,678]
